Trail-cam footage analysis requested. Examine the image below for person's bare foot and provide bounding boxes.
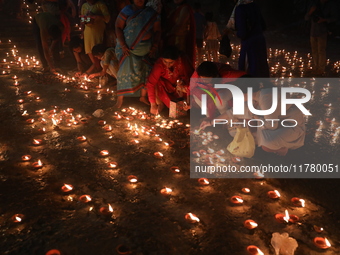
[157,103,164,114]
[140,96,150,105]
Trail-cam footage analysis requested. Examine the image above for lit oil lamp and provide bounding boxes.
[108,162,117,168]
[38,128,46,134]
[198,178,209,185]
[154,152,163,159]
[132,131,139,137]
[104,125,112,132]
[130,139,139,144]
[246,245,264,255]
[244,219,258,229]
[170,166,180,173]
[79,195,92,203]
[291,197,305,207]
[100,204,113,216]
[77,136,87,142]
[275,210,299,223]
[100,150,109,156]
[232,156,242,163]
[98,120,106,126]
[22,155,32,161]
[66,108,74,113]
[114,114,122,120]
[17,99,24,104]
[242,188,250,194]
[61,184,73,192]
[313,237,331,249]
[32,139,42,145]
[45,249,61,255]
[26,118,34,124]
[160,187,172,196]
[11,214,24,223]
[230,196,243,205]
[12,75,17,79]
[13,80,19,86]
[185,213,200,223]
[127,175,138,183]
[314,225,324,233]
[32,159,43,169]
[267,190,281,199]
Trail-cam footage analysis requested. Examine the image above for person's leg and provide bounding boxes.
[33,18,48,70]
[140,87,150,105]
[318,33,327,73]
[114,95,124,108]
[310,36,319,71]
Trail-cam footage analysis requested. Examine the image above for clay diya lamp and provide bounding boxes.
[314,225,324,233]
[246,245,264,255]
[275,210,298,223]
[160,187,172,196]
[108,162,118,169]
[100,150,109,156]
[103,125,113,132]
[77,136,87,142]
[130,139,140,144]
[232,156,242,163]
[66,108,74,113]
[127,175,138,183]
[61,184,73,193]
[267,190,281,199]
[242,188,250,194]
[32,139,43,145]
[11,214,24,223]
[244,219,258,229]
[170,166,180,173]
[99,204,113,216]
[32,159,43,169]
[116,244,132,255]
[21,155,31,161]
[26,118,35,124]
[131,131,139,137]
[230,196,243,205]
[313,237,331,249]
[185,213,200,223]
[291,197,305,207]
[98,120,106,126]
[17,99,24,104]
[198,178,209,186]
[45,250,61,255]
[79,195,92,203]
[154,152,163,159]
[192,151,200,157]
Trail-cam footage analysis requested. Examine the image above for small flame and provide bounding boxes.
[324,238,331,247]
[203,179,209,185]
[187,213,200,223]
[15,216,22,222]
[108,204,113,212]
[250,221,258,228]
[236,197,243,203]
[85,195,92,202]
[243,188,250,193]
[300,199,305,207]
[129,178,137,183]
[283,210,290,223]
[256,248,264,255]
[33,139,40,144]
[89,206,93,211]
[165,187,172,193]
[37,159,42,166]
[64,184,73,191]
[274,190,281,197]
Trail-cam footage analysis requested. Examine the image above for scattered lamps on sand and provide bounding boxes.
[127,175,138,183]
[230,196,244,205]
[154,152,163,159]
[11,214,24,223]
[291,197,305,207]
[246,245,264,255]
[242,188,250,193]
[198,178,209,186]
[267,190,281,199]
[21,155,31,161]
[79,195,92,203]
[100,204,113,216]
[77,136,87,142]
[170,166,180,173]
[108,162,117,168]
[275,210,299,224]
[32,159,43,169]
[100,150,109,156]
[160,187,172,196]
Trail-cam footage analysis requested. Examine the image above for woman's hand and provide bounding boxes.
[122,44,130,56]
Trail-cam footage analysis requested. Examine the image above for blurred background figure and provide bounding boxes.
[193,2,205,65]
[69,35,92,76]
[89,43,118,79]
[204,12,221,62]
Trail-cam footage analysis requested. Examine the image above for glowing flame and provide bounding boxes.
[89,206,93,211]
[283,210,290,223]
[165,187,172,193]
[133,140,139,144]
[164,142,169,146]
[274,190,281,197]
[324,238,331,247]
[15,216,22,222]
[250,221,258,228]
[52,118,58,126]
[256,248,264,255]
[37,160,43,166]
[129,178,137,183]
[64,184,73,191]
[300,199,305,207]
[100,150,109,156]
[108,204,113,212]
[242,188,250,193]
[85,195,92,202]
[33,139,41,144]
[236,197,243,203]
[187,213,200,223]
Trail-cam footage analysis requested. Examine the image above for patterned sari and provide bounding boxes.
[115,5,158,96]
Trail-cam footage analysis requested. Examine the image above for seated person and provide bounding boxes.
[147,46,194,115]
[190,61,246,119]
[88,44,119,79]
[69,35,92,77]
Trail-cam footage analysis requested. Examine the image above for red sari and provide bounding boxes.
[147,56,194,108]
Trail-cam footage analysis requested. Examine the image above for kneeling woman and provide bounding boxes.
[147,46,194,114]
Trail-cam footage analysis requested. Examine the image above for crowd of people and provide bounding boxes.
[27,0,337,157]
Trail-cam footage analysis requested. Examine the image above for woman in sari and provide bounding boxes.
[115,0,161,108]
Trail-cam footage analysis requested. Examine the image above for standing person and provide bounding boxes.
[305,0,337,76]
[88,44,119,79]
[115,0,161,108]
[81,0,110,76]
[33,12,63,73]
[193,2,205,65]
[165,0,196,69]
[204,12,221,62]
[234,0,269,77]
[147,46,194,114]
